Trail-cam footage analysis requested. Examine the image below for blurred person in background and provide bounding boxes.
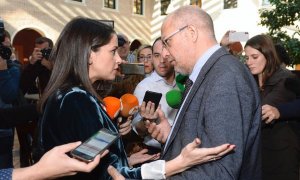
[0,29,21,168]
[136,44,154,76]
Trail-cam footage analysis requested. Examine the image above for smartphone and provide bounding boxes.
[142,90,162,110]
[120,63,145,75]
[229,32,249,42]
[71,128,119,162]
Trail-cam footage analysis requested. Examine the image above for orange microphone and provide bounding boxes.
[120,94,139,117]
[103,96,121,119]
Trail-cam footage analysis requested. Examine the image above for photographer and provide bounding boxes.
[20,37,53,95]
[16,37,53,167]
[0,24,21,168]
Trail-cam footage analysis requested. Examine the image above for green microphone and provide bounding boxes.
[166,89,183,109]
[175,74,188,92]
[166,74,188,109]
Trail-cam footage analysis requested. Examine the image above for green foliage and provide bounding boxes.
[259,0,300,65]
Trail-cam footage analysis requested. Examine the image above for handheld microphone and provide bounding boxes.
[165,74,188,109]
[120,93,139,117]
[166,89,182,109]
[103,96,121,119]
[176,74,188,92]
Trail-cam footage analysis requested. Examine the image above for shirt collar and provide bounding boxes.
[190,44,221,82]
[151,71,176,87]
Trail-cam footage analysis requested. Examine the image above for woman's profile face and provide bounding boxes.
[89,34,122,82]
[245,46,266,75]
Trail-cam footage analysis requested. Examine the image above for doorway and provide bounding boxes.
[12,29,43,65]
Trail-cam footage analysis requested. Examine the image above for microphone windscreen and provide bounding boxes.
[176,74,188,92]
[166,89,182,109]
[120,94,139,117]
[103,96,121,119]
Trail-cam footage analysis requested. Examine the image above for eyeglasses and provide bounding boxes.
[138,55,152,62]
[162,25,188,48]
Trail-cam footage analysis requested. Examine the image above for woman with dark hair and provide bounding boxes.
[245,34,299,180]
[36,17,139,180]
[35,17,234,180]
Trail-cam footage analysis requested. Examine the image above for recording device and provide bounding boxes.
[120,63,145,75]
[0,18,12,60]
[164,74,188,109]
[229,32,249,42]
[103,94,139,121]
[166,89,182,109]
[142,91,162,110]
[71,128,119,162]
[103,96,121,119]
[120,93,139,117]
[40,48,52,60]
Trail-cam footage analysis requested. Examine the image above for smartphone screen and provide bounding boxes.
[142,90,162,110]
[120,63,145,75]
[71,128,119,162]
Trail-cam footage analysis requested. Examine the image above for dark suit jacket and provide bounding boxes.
[260,68,299,180]
[162,48,262,180]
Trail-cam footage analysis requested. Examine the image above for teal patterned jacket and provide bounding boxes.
[39,87,141,180]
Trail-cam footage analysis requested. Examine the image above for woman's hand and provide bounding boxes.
[262,104,280,124]
[127,149,160,167]
[165,138,235,177]
[220,30,236,47]
[118,116,132,136]
[23,142,108,180]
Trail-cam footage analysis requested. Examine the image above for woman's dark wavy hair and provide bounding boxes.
[245,34,281,88]
[39,17,115,112]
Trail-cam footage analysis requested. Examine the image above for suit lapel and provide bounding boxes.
[162,47,230,158]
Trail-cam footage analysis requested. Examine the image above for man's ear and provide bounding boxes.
[188,25,198,43]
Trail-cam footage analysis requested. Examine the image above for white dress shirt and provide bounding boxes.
[133,71,178,148]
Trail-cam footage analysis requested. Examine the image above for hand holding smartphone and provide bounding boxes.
[71,128,119,162]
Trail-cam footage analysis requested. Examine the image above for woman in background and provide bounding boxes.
[136,44,154,76]
[245,34,299,180]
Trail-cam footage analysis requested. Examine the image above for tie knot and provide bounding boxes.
[181,78,193,101]
[185,78,193,89]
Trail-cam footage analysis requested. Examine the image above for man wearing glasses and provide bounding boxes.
[142,5,262,179]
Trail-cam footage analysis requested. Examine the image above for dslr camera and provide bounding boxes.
[0,18,12,60]
[40,48,52,60]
